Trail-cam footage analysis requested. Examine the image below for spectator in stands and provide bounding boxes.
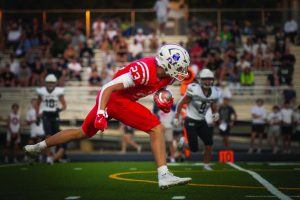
[9,54,20,76]
[128,39,143,61]
[71,29,86,49]
[30,58,45,86]
[248,99,267,154]
[99,69,112,86]
[88,69,102,87]
[158,107,176,163]
[284,16,298,44]
[153,0,169,35]
[280,101,294,154]
[113,36,128,63]
[46,62,64,86]
[67,58,82,81]
[17,61,31,87]
[271,50,282,72]
[266,69,280,94]
[5,103,21,163]
[0,63,16,87]
[282,83,297,106]
[294,105,300,148]
[274,27,286,54]
[6,23,21,50]
[219,25,233,50]
[148,31,159,52]
[218,97,237,149]
[263,47,274,70]
[240,66,254,95]
[134,28,147,48]
[64,44,78,61]
[243,37,254,56]
[236,55,251,72]
[267,105,282,154]
[106,24,118,43]
[120,124,142,154]
[92,17,106,47]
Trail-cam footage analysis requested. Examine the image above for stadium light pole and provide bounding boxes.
[86,10,91,38]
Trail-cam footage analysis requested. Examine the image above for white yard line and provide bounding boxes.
[172,196,186,200]
[168,163,213,166]
[245,195,300,198]
[268,163,300,166]
[0,163,25,168]
[65,196,80,200]
[228,163,292,200]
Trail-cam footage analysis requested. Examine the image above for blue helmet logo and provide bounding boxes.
[172,53,180,61]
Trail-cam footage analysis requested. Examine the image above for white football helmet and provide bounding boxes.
[45,74,57,91]
[197,68,214,88]
[45,74,57,83]
[156,44,190,81]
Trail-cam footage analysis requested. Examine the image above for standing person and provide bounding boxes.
[294,105,300,148]
[284,16,298,44]
[36,74,67,164]
[174,69,220,171]
[153,0,169,35]
[24,44,192,190]
[158,107,176,163]
[218,97,237,149]
[266,105,282,154]
[248,99,267,154]
[5,103,21,163]
[120,124,142,154]
[280,101,294,154]
[26,98,45,162]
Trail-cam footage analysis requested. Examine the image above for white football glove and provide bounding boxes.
[173,117,180,127]
[212,113,220,122]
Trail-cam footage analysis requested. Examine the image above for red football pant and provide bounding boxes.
[82,92,160,137]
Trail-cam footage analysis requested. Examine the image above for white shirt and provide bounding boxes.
[8,30,21,42]
[158,110,174,129]
[153,0,169,17]
[251,105,266,124]
[267,112,282,125]
[129,43,143,57]
[236,60,251,70]
[284,20,298,33]
[68,62,82,72]
[8,112,20,133]
[26,108,45,136]
[281,108,293,124]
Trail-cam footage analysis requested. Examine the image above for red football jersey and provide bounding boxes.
[113,57,174,101]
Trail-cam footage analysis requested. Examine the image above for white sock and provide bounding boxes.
[36,141,47,152]
[204,163,209,167]
[157,165,169,176]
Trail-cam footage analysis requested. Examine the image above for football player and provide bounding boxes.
[174,68,220,171]
[25,44,192,189]
[36,74,67,164]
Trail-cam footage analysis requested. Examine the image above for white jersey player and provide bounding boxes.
[175,68,220,171]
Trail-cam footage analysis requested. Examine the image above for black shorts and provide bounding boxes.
[124,126,134,134]
[219,127,230,136]
[251,124,265,134]
[184,117,213,152]
[281,125,293,135]
[42,115,60,135]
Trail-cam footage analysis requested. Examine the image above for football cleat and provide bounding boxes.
[24,145,41,159]
[158,171,192,190]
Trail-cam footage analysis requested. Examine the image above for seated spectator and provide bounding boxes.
[9,54,20,76]
[17,61,31,87]
[218,81,232,104]
[265,69,280,94]
[47,62,64,86]
[134,28,146,48]
[128,39,143,61]
[0,64,16,87]
[240,66,254,95]
[92,17,106,47]
[219,25,232,50]
[236,55,251,71]
[30,58,45,86]
[100,70,111,85]
[113,36,128,63]
[6,23,21,50]
[284,16,298,44]
[64,44,77,60]
[282,83,297,106]
[263,47,274,70]
[274,27,286,54]
[67,58,82,81]
[243,37,254,56]
[148,32,159,52]
[88,69,102,87]
[106,24,118,42]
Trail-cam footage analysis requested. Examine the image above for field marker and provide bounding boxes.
[228,163,291,200]
[268,163,300,166]
[172,196,186,199]
[65,196,80,200]
[73,168,82,171]
[0,163,24,168]
[129,168,137,170]
[245,195,300,198]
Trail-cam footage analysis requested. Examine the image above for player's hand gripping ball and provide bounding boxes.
[154,89,174,113]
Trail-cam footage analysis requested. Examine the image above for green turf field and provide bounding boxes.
[0,162,299,200]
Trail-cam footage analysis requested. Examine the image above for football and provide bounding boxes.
[154,89,173,104]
